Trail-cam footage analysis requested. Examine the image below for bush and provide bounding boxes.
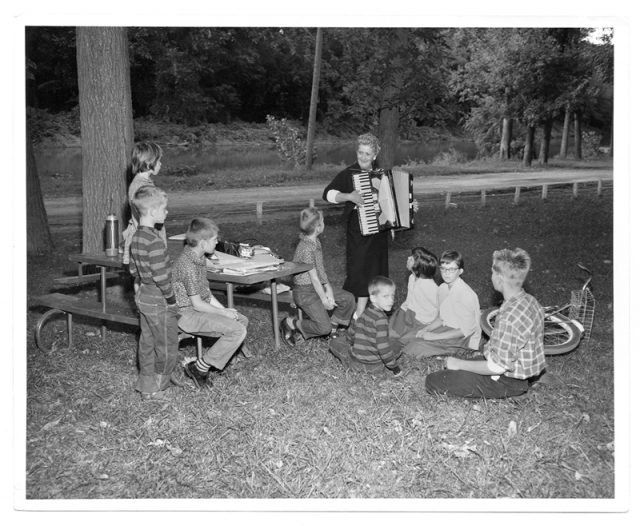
[429,147,468,166]
[581,130,602,158]
[266,115,316,166]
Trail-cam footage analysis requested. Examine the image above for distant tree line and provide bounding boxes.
[26,26,613,156]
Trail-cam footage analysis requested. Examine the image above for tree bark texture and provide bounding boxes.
[77,27,134,253]
[26,126,53,255]
[560,106,570,158]
[522,125,535,167]
[499,117,512,160]
[305,28,323,171]
[573,111,582,159]
[539,120,553,165]
[377,28,408,170]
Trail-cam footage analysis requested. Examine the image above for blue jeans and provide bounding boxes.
[177,308,248,370]
[425,367,530,399]
[293,284,355,339]
[135,284,180,394]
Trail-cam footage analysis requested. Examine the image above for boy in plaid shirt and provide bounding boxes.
[425,248,545,398]
[129,186,179,400]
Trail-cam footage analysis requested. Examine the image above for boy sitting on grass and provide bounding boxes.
[329,276,404,377]
[424,248,545,399]
[280,207,355,346]
[128,186,179,400]
[172,218,249,388]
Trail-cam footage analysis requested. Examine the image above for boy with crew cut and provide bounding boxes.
[424,248,545,398]
[280,207,355,346]
[328,276,404,377]
[129,186,179,400]
[172,218,249,388]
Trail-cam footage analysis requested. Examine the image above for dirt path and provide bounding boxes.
[44,168,613,232]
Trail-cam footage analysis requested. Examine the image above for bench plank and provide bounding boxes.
[33,293,139,326]
[53,271,124,285]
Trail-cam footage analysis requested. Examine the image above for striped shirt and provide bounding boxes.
[292,234,328,286]
[129,226,175,304]
[484,290,545,379]
[346,305,399,370]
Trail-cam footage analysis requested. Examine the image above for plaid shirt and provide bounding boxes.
[346,305,399,370]
[129,226,175,303]
[292,234,328,286]
[484,290,546,379]
[171,246,212,313]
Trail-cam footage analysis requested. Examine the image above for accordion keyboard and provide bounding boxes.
[353,172,380,235]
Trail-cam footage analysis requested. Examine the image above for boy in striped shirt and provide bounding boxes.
[329,276,404,377]
[129,186,179,400]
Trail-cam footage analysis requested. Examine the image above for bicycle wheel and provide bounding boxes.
[480,307,583,355]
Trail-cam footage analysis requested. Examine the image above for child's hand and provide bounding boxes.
[222,308,240,321]
[322,297,335,310]
[445,357,460,370]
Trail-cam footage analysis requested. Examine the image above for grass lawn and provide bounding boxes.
[23,188,615,505]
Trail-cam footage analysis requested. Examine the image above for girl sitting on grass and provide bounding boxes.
[389,247,439,348]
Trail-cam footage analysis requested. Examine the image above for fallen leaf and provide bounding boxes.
[166,444,183,456]
[42,418,61,432]
[507,420,517,437]
[97,473,109,480]
[581,413,590,423]
[100,421,108,428]
[575,471,583,481]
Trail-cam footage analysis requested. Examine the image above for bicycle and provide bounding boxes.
[480,264,595,355]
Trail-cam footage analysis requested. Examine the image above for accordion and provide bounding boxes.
[352,169,415,236]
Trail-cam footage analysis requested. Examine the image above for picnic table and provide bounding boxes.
[32,239,312,353]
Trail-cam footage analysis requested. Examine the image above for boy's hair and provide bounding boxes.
[410,247,438,279]
[131,141,163,175]
[440,250,464,270]
[492,248,532,287]
[186,218,219,247]
[299,207,323,235]
[368,276,395,296]
[131,185,167,216]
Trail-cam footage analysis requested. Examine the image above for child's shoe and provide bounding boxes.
[185,361,209,388]
[140,390,167,401]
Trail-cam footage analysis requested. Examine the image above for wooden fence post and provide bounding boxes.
[256,201,263,225]
[309,198,315,208]
[514,186,521,205]
[541,184,548,200]
[573,182,579,199]
[445,192,451,209]
[597,179,603,197]
[480,189,486,207]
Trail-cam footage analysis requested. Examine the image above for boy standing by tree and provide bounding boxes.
[425,248,545,398]
[129,186,179,400]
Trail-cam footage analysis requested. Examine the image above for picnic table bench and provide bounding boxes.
[31,240,311,354]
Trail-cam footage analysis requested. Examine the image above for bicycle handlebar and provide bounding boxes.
[577,263,592,292]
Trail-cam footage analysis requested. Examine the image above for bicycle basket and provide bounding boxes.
[569,287,595,345]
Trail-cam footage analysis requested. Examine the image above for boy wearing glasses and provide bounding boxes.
[403,250,481,358]
[424,248,545,398]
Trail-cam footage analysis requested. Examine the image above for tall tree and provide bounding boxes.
[305,28,323,171]
[26,125,53,255]
[76,27,134,253]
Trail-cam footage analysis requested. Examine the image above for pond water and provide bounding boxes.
[35,140,481,177]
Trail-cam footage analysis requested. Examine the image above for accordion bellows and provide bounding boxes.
[352,169,414,236]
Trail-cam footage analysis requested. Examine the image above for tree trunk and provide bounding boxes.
[560,106,570,158]
[522,125,536,167]
[573,111,582,159]
[539,120,553,165]
[377,28,408,170]
[305,28,323,171]
[499,117,513,160]
[26,126,53,255]
[77,27,134,253]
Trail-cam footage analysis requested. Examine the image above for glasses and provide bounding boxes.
[439,266,460,274]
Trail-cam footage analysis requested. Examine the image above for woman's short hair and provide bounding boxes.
[186,218,219,247]
[131,185,167,216]
[410,247,438,279]
[299,207,323,235]
[440,250,464,270]
[356,133,381,155]
[131,141,163,175]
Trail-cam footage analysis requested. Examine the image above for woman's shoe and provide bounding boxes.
[279,317,297,347]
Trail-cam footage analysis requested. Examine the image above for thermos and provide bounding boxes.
[105,214,119,257]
